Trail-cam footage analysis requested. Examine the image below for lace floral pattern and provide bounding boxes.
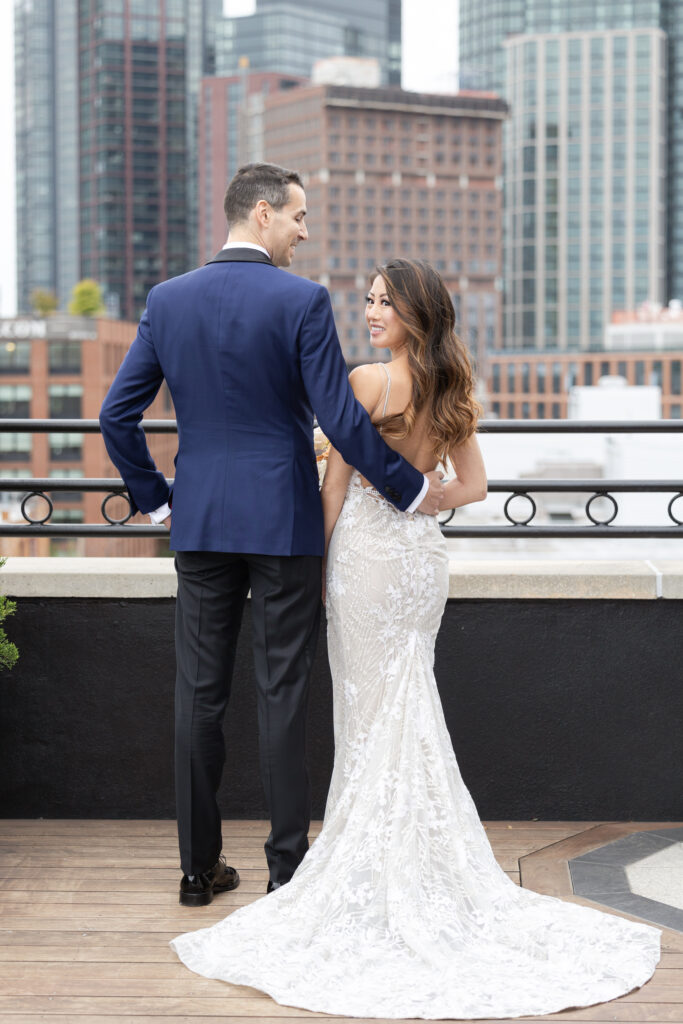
[171,472,660,1019]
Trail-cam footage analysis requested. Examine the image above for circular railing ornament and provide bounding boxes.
[586,491,618,526]
[101,490,133,526]
[21,491,53,525]
[438,509,455,527]
[503,491,536,526]
[667,492,683,526]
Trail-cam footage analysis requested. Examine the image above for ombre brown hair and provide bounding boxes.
[374,258,481,462]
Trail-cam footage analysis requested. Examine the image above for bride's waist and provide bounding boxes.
[347,472,439,526]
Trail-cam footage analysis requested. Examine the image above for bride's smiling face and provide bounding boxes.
[365,275,408,353]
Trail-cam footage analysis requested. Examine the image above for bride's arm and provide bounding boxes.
[322,364,384,557]
[439,434,488,511]
[322,446,353,557]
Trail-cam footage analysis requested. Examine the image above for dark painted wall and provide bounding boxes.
[1,597,681,821]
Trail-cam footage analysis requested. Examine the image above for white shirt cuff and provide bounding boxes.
[149,501,171,524]
[406,475,430,514]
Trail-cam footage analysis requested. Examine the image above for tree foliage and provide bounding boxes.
[30,288,58,317]
[68,279,106,317]
[0,560,18,672]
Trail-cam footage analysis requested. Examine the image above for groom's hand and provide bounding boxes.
[162,514,171,529]
[417,471,445,516]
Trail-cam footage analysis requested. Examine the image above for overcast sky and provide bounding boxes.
[0,0,458,317]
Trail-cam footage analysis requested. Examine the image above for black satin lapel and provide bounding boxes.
[206,249,274,266]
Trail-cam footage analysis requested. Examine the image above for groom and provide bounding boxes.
[100,162,444,905]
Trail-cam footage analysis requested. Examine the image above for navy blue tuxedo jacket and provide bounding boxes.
[99,250,424,555]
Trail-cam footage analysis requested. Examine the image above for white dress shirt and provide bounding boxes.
[148,240,429,522]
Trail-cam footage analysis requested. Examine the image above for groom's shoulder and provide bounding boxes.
[274,269,327,300]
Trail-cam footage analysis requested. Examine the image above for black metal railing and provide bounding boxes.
[0,418,681,538]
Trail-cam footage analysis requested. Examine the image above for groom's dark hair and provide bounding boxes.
[224,163,304,226]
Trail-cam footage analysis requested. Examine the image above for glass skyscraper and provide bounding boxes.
[459,0,683,345]
[217,0,401,86]
[504,29,666,353]
[15,0,222,320]
[15,0,80,317]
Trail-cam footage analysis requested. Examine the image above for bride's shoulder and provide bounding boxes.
[348,363,386,415]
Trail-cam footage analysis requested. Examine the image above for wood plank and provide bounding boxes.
[1,997,682,1020]
[2,963,680,994]
[0,873,521,902]
[0,932,182,947]
[0,1017,678,1024]
[0,869,265,883]
[520,856,574,897]
[0,945,178,963]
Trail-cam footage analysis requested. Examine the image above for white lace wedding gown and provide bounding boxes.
[171,472,661,1019]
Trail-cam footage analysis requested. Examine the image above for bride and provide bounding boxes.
[171,258,660,1019]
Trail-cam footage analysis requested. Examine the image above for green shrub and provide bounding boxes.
[0,559,18,671]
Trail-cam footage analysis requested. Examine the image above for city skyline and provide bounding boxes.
[0,0,460,317]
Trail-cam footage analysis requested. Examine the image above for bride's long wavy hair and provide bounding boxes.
[374,258,481,462]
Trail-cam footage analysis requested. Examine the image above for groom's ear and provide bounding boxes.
[254,200,271,228]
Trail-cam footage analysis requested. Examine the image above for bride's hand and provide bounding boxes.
[417,471,445,516]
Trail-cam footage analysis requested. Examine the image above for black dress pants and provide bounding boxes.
[174,550,322,884]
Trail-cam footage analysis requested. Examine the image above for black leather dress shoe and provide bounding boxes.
[179,856,240,906]
[267,879,286,894]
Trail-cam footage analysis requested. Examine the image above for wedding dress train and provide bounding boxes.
[171,472,660,1019]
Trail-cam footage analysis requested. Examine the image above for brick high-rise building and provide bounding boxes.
[0,315,175,557]
[197,72,306,263]
[199,84,507,367]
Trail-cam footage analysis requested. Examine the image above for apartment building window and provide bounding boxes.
[49,468,84,503]
[492,364,500,393]
[506,364,515,392]
[552,363,562,394]
[650,361,663,387]
[49,433,83,461]
[49,341,82,374]
[521,363,530,393]
[672,360,681,395]
[0,341,30,373]
[537,402,545,419]
[536,363,546,393]
[0,385,31,417]
[552,403,561,419]
[51,509,84,524]
[0,433,32,461]
[584,363,594,385]
[49,385,83,419]
[671,404,681,418]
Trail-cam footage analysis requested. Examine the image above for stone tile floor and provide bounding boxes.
[569,826,683,932]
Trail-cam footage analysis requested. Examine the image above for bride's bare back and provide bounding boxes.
[359,361,437,487]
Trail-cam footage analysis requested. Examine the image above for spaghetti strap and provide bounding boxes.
[378,362,392,417]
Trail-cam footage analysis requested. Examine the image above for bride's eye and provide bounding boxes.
[365,295,373,304]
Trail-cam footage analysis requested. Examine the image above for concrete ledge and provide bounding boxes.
[654,560,683,599]
[0,556,681,599]
[447,560,667,600]
[0,557,177,598]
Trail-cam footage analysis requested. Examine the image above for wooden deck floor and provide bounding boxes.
[1,819,681,1023]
